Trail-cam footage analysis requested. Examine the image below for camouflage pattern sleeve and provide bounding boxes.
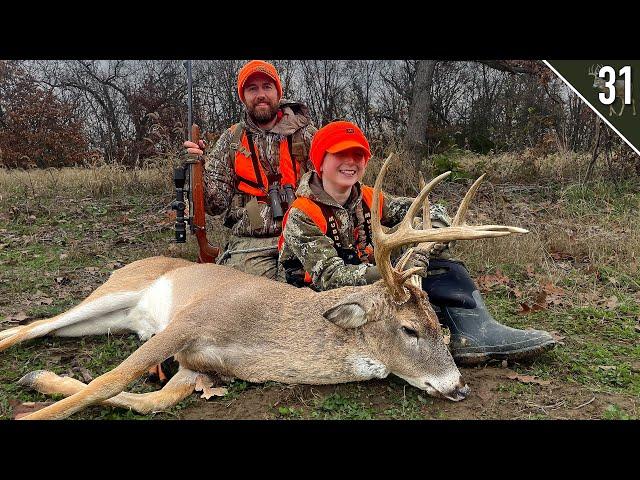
[381,193,452,228]
[202,128,236,216]
[282,207,371,291]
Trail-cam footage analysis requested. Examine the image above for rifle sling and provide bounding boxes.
[246,132,266,190]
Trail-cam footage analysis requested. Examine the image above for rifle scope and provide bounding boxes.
[172,166,188,243]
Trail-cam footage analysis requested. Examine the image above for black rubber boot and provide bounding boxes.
[422,259,557,366]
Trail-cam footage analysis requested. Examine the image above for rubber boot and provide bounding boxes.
[422,259,557,366]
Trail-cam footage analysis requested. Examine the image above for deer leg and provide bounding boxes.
[18,367,200,415]
[18,321,192,420]
[0,291,143,353]
[0,325,24,341]
[619,101,625,116]
[633,98,636,115]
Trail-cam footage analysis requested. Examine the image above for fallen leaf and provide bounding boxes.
[596,365,617,371]
[604,296,619,310]
[635,325,640,333]
[549,331,566,345]
[59,253,68,260]
[550,250,574,261]
[55,276,70,285]
[517,300,546,315]
[84,267,99,273]
[37,297,54,306]
[12,401,55,420]
[542,283,566,296]
[75,366,93,383]
[443,334,450,345]
[3,311,30,324]
[195,374,228,400]
[476,269,511,292]
[506,373,551,386]
[524,265,536,279]
[607,277,619,286]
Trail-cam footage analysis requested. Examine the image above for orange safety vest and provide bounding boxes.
[232,126,301,198]
[278,185,384,285]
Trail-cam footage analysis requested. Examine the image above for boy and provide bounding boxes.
[279,121,556,365]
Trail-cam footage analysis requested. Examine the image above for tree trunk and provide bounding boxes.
[584,118,602,184]
[403,60,436,173]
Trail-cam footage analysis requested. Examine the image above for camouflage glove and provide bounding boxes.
[363,265,381,284]
[404,247,430,277]
[429,242,450,258]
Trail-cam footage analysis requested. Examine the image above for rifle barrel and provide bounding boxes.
[186,60,193,142]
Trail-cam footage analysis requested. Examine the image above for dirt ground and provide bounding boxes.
[1,164,638,420]
[175,366,637,421]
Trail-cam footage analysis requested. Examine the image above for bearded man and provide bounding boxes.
[184,60,317,279]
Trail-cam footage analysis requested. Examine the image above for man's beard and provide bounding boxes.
[247,99,279,125]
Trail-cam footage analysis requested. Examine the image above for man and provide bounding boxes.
[279,121,557,365]
[184,60,317,280]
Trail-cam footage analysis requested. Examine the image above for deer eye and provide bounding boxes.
[401,326,419,338]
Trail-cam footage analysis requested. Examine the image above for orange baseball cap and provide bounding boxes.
[310,121,372,175]
[237,60,283,103]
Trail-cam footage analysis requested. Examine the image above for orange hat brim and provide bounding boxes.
[326,140,371,157]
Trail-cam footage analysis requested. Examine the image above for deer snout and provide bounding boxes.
[424,376,470,402]
[445,382,470,402]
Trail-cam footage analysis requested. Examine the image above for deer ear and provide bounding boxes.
[323,295,376,329]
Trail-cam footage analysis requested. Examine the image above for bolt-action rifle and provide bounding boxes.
[172,60,220,263]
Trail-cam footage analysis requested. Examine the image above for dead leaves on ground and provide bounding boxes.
[505,370,551,386]
[1,311,30,325]
[10,400,55,420]
[476,268,570,314]
[517,282,567,314]
[195,374,228,400]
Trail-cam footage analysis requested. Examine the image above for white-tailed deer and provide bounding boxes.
[1,155,528,420]
[588,64,637,117]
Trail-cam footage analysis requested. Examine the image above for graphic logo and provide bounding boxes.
[587,64,637,117]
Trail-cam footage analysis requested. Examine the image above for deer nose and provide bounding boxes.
[448,383,470,402]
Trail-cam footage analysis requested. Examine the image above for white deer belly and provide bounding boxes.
[128,277,174,340]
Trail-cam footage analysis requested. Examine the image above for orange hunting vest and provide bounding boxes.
[278,185,384,285]
[232,126,301,198]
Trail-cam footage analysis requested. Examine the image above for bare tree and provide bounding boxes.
[298,60,349,125]
[403,60,436,172]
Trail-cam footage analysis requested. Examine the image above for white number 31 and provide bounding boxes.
[599,66,632,105]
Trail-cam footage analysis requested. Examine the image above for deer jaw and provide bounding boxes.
[322,282,468,401]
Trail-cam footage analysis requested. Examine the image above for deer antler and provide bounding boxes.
[588,64,604,77]
[371,154,528,302]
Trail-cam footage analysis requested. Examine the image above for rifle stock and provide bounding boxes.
[188,124,220,263]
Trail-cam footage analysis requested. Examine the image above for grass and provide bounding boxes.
[0,152,639,420]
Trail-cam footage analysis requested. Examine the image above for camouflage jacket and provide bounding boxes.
[279,171,451,291]
[203,99,317,237]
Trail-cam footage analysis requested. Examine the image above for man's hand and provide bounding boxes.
[184,140,206,156]
[404,247,430,277]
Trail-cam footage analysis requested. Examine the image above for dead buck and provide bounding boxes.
[1,154,528,420]
[588,64,637,116]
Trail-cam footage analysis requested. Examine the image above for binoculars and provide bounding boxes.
[268,182,296,220]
